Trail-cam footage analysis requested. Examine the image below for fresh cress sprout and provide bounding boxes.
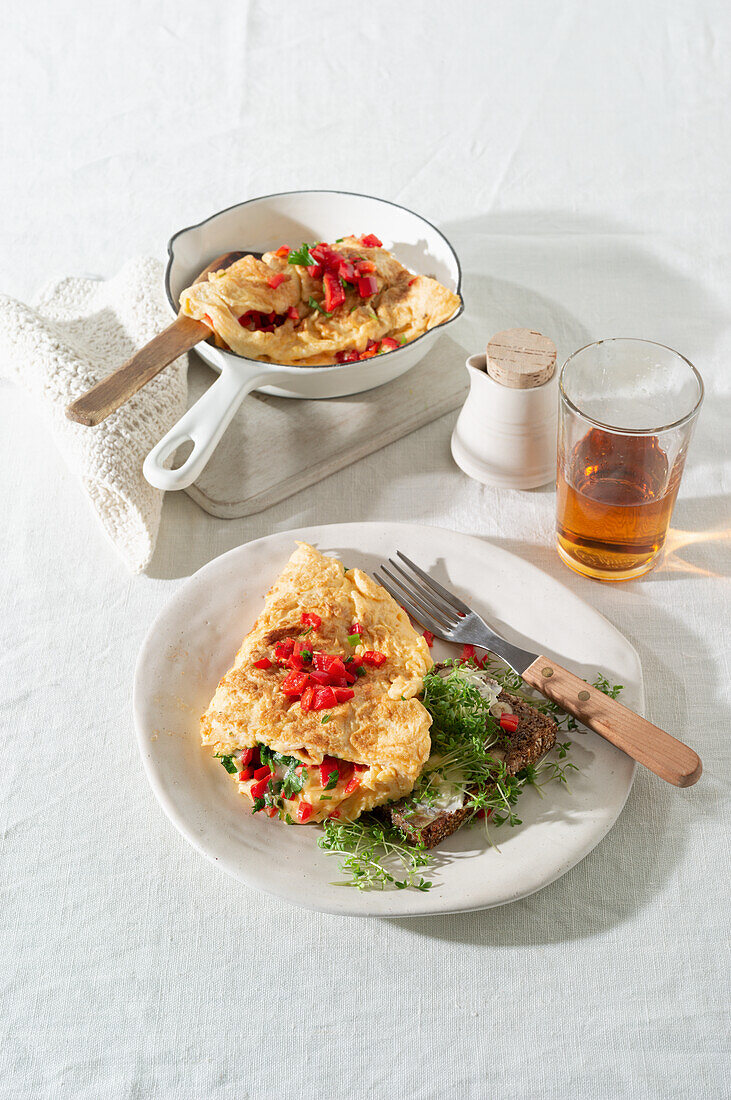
[318,659,621,891]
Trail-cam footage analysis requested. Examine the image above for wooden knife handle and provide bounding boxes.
[65,314,208,427]
[522,655,702,787]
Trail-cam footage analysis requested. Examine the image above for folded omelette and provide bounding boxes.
[201,542,433,823]
[179,234,460,365]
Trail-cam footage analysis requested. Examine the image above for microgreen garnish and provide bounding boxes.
[324,768,339,790]
[318,817,432,891]
[319,660,621,891]
[321,714,332,724]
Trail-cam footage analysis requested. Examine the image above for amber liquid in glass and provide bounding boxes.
[556,428,681,579]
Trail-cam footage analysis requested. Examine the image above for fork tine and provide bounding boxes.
[379,566,453,629]
[387,558,460,621]
[395,551,471,615]
[375,571,448,638]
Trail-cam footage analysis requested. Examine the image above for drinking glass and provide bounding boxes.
[556,339,703,581]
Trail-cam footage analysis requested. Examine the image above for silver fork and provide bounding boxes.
[374,551,702,788]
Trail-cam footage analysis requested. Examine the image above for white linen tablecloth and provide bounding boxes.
[1,2,729,1097]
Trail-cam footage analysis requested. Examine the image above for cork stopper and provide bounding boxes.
[486,329,557,389]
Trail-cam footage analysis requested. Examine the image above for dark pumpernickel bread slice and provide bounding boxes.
[388,691,558,849]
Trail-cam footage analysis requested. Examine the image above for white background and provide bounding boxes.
[1,2,729,1097]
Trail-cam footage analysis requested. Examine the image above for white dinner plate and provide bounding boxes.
[133,523,640,917]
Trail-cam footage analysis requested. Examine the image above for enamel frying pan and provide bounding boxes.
[142,191,464,492]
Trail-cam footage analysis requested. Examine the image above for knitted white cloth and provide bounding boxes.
[0,258,188,572]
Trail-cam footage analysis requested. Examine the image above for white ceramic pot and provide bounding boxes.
[143,191,463,491]
[451,353,558,489]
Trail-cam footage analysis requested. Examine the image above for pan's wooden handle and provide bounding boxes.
[522,656,702,787]
[65,315,208,426]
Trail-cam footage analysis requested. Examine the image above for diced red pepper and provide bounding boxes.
[423,630,435,648]
[333,687,355,703]
[350,622,363,635]
[238,766,255,782]
[274,639,295,660]
[357,275,378,298]
[354,259,376,275]
[239,748,255,765]
[253,657,272,669]
[301,612,322,629]
[359,340,380,359]
[461,644,476,661]
[360,234,382,248]
[353,763,368,772]
[312,652,334,672]
[250,776,271,800]
[253,765,271,781]
[300,686,316,712]
[267,273,288,289]
[274,245,290,258]
[308,669,333,686]
[323,271,346,312]
[287,653,306,671]
[281,670,309,696]
[297,801,313,823]
[380,337,399,352]
[362,651,387,667]
[320,758,340,786]
[326,657,347,681]
[343,772,361,795]
[499,712,520,733]
[408,277,417,287]
[287,306,299,322]
[306,263,323,279]
[336,349,361,363]
[309,242,330,263]
[265,805,278,818]
[329,809,341,819]
[337,260,356,283]
[313,686,337,710]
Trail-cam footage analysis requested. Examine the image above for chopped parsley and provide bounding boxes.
[308,296,332,317]
[288,242,315,266]
[324,767,339,790]
[258,744,308,798]
[215,754,238,775]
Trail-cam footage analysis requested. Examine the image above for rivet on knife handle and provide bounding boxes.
[522,657,702,788]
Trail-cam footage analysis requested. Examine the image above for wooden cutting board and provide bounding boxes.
[184,335,468,518]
